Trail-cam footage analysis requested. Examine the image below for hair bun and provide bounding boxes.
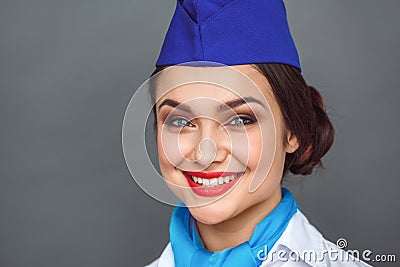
[289,86,335,175]
[308,86,324,110]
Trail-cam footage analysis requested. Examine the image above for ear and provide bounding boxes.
[285,132,299,153]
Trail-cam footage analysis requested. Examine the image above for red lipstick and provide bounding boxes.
[182,171,243,197]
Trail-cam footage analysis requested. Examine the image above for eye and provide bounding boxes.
[165,117,194,128]
[228,116,256,126]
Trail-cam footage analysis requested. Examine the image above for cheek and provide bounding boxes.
[246,130,263,169]
[245,116,282,191]
[261,114,288,183]
[157,132,168,171]
[157,126,177,176]
[157,125,191,170]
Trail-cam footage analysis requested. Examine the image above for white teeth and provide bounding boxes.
[190,173,242,187]
[210,178,218,186]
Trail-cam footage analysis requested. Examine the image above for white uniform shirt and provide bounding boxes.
[145,210,371,267]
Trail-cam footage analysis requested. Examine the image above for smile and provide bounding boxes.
[188,172,241,187]
[182,171,244,197]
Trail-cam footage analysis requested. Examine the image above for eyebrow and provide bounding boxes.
[157,96,266,113]
[218,96,266,112]
[157,99,192,113]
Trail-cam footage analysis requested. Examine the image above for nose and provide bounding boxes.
[190,120,229,168]
[194,138,216,166]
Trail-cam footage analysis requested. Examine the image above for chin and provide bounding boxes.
[188,199,238,225]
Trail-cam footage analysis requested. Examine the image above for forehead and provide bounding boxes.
[153,64,274,104]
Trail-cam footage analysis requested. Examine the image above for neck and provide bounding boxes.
[196,188,282,252]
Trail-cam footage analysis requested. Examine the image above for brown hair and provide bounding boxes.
[149,63,334,176]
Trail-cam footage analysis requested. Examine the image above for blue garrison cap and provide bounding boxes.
[156,0,301,72]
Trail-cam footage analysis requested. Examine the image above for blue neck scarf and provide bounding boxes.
[169,188,299,267]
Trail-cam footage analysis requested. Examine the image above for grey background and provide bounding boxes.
[0,0,399,266]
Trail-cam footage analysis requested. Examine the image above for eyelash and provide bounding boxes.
[164,115,256,128]
[228,115,256,126]
[164,117,194,128]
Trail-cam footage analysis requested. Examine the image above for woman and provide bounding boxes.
[143,0,371,266]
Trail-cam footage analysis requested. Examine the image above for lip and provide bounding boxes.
[183,171,241,179]
[182,171,244,197]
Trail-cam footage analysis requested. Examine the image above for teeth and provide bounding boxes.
[190,173,242,187]
[210,178,218,186]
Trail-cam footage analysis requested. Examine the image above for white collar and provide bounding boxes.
[262,210,327,267]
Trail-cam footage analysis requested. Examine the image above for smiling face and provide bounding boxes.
[154,64,298,225]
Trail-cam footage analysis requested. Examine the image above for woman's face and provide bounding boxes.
[154,64,298,225]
